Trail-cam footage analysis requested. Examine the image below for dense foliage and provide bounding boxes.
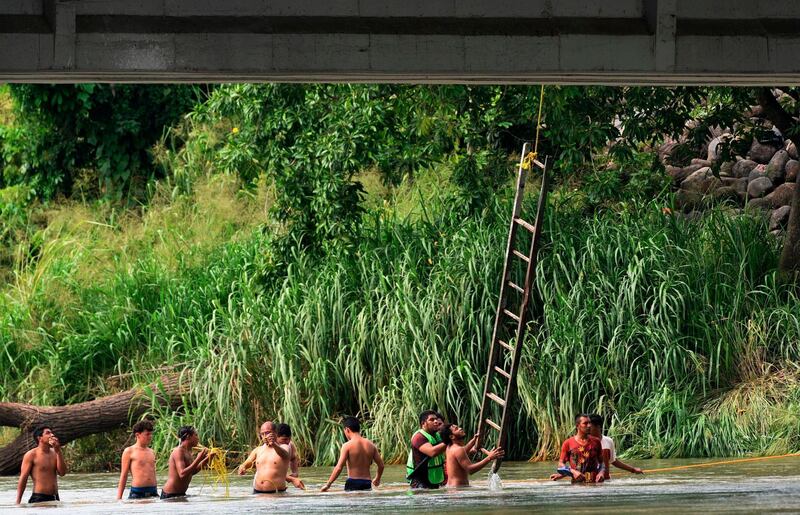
[4,83,798,470]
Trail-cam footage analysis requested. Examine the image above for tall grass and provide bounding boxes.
[2,176,800,466]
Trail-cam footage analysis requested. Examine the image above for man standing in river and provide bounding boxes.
[406,410,447,489]
[237,420,293,493]
[160,426,210,499]
[589,414,643,480]
[117,419,159,499]
[321,416,384,491]
[550,414,603,483]
[16,426,68,504]
[440,423,503,487]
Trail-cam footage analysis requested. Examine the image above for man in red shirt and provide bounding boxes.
[550,413,603,483]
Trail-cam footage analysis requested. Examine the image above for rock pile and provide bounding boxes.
[665,131,796,235]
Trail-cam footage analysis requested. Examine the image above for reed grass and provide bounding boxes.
[2,174,800,465]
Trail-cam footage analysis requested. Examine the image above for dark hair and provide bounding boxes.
[276,423,291,438]
[435,412,445,421]
[178,426,196,442]
[419,410,438,425]
[342,417,360,433]
[589,414,604,431]
[32,426,51,446]
[132,419,154,435]
[439,423,456,446]
[574,413,591,425]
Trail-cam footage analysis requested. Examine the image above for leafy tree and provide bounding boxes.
[5,84,201,199]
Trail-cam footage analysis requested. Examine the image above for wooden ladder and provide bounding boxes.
[476,142,549,473]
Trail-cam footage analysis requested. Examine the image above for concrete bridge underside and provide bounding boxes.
[3,0,800,84]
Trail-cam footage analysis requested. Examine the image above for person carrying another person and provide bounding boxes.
[406,410,446,489]
[589,414,643,480]
[439,423,504,487]
[550,413,603,483]
[117,419,159,499]
[321,416,385,492]
[238,420,300,493]
[160,425,210,499]
[16,426,67,504]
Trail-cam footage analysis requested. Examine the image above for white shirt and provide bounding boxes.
[601,435,616,462]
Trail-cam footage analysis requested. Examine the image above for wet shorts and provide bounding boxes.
[129,486,159,499]
[29,492,59,503]
[344,478,372,491]
[253,488,287,494]
[160,490,187,499]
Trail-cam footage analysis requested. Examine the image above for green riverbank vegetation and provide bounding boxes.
[1,84,800,470]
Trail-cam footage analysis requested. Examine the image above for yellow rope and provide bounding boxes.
[643,452,800,474]
[522,85,546,171]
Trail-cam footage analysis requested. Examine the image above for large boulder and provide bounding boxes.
[747,197,772,211]
[749,139,780,164]
[707,136,722,162]
[787,140,799,159]
[675,189,705,212]
[666,165,694,185]
[712,186,740,204]
[765,182,796,208]
[748,176,774,199]
[748,165,767,182]
[691,158,713,168]
[767,149,790,183]
[770,205,792,231]
[680,167,721,193]
[733,159,758,178]
[786,160,800,182]
[719,161,734,177]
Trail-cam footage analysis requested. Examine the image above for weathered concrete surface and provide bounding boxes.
[2,0,800,83]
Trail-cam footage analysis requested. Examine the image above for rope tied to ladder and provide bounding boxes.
[522,85,546,171]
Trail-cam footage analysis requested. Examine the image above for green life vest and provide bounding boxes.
[406,429,445,486]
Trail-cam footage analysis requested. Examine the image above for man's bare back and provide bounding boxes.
[321,418,384,492]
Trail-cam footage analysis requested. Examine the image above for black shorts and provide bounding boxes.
[344,478,372,491]
[253,488,287,494]
[160,490,187,499]
[410,480,440,489]
[29,492,59,503]
[129,486,159,499]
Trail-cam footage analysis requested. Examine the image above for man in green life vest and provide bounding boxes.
[406,410,447,488]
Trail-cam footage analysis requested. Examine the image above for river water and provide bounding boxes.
[1,458,799,513]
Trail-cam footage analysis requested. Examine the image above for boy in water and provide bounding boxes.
[588,414,643,480]
[276,423,305,489]
[550,413,603,483]
[160,426,210,499]
[321,417,384,492]
[439,423,504,487]
[117,420,159,499]
[16,426,68,504]
[238,420,297,493]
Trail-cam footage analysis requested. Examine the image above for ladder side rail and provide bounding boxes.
[492,158,550,473]
[476,142,531,450]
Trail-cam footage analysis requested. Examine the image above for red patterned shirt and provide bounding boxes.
[559,435,602,473]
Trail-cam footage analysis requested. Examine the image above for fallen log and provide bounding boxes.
[0,374,187,475]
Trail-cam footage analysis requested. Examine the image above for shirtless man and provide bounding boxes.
[440,423,503,487]
[275,423,300,478]
[321,417,384,492]
[117,420,159,499]
[237,420,294,493]
[160,426,210,499]
[16,426,67,504]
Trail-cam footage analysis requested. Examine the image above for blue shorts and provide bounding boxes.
[129,486,158,499]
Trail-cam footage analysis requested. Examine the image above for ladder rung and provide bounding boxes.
[533,159,546,170]
[486,392,507,407]
[485,418,501,431]
[507,281,524,294]
[503,309,520,322]
[514,218,536,233]
[498,340,514,352]
[512,250,530,263]
[494,366,511,379]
